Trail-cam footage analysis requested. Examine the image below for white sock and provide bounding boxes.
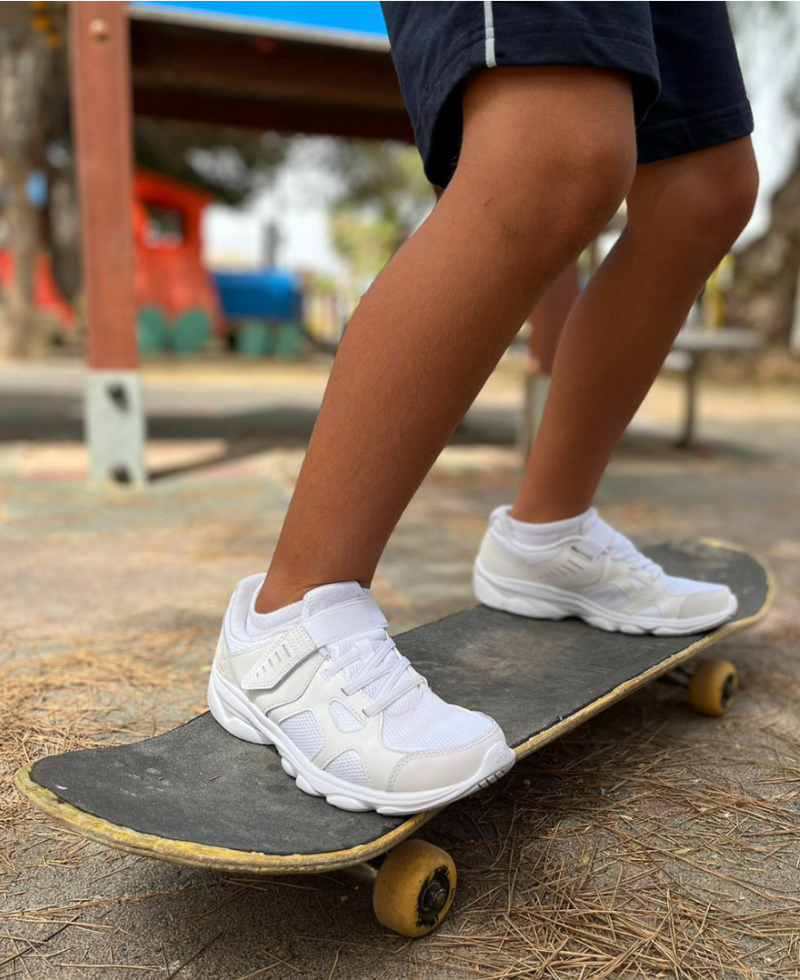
[243,581,368,640]
[244,592,303,640]
[504,507,594,547]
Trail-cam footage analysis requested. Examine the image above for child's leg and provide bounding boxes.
[257,66,635,613]
[475,138,757,636]
[519,260,580,457]
[513,137,758,523]
[527,261,580,375]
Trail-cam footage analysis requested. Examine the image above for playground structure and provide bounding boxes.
[134,171,307,356]
[70,1,408,485]
[133,169,219,331]
[8,163,307,356]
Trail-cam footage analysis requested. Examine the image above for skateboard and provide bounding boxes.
[16,540,772,937]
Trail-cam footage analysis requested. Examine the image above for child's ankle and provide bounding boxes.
[254,579,310,616]
[509,504,591,526]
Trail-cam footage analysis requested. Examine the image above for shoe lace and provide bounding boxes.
[587,512,664,576]
[324,634,424,718]
[600,521,663,577]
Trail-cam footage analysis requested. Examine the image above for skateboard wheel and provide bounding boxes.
[688,658,738,717]
[372,839,456,938]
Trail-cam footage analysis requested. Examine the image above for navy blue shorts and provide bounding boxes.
[380,2,753,188]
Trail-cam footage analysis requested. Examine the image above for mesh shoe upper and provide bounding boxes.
[213,576,507,798]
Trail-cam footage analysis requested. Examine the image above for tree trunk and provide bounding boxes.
[0,26,54,358]
[726,153,800,348]
[4,165,39,356]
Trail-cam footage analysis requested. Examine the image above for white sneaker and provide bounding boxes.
[207,577,515,815]
[474,506,737,636]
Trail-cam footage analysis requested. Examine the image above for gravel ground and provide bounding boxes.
[2,363,800,980]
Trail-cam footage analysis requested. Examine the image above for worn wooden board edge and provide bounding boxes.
[13,766,429,875]
[15,540,774,876]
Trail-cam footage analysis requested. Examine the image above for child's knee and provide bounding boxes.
[710,153,759,246]
[630,138,758,257]
[687,151,757,250]
[558,135,637,241]
[454,67,636,251]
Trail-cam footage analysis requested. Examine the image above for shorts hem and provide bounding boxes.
[417,27,661,188]
[636,101,754,164]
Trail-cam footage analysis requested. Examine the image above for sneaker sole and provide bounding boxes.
[474,562,738,636]
[207,667,516,816]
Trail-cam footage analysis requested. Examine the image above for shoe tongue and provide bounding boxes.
[301,581,369,618]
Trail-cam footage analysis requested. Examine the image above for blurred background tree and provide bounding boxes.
[726,2,800,361]
[0,4,59,357]
[323,139,434,281]
[134,121,288,207]
[329,207,399,284]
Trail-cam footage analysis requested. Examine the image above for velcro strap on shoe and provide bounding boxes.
[241,625,317,691]
[303,595,387,648]
[574,522,614,560]
[572,539,604,560]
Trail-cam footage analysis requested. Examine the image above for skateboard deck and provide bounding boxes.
[17,540,772,934]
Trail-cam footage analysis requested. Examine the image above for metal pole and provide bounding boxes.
[70,3,145,485]
[679,355,700,449]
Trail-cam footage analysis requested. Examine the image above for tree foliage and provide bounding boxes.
[134,121,289,206]
[311,137,434,276]
[320,138,434,238]
[724,2,800,353]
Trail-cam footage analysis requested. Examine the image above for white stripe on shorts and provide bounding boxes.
[483,0,497,67]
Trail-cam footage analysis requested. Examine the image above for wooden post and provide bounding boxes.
[70,3,145,484]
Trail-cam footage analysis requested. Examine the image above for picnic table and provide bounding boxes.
[519,327,760,455]
[664,328,760,447]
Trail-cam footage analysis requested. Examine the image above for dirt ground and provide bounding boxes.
[2,362,800,980]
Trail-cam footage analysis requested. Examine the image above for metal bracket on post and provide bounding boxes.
[85,370,146,485]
